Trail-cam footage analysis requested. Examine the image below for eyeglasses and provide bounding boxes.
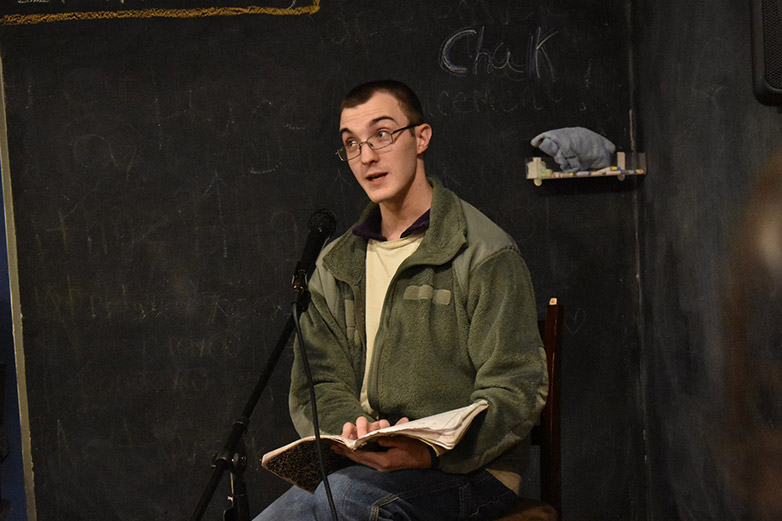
[336,124,419,162]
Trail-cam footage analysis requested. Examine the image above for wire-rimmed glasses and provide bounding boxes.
[336,124,419,161]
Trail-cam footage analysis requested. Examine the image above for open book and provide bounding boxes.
[261,400,488,492]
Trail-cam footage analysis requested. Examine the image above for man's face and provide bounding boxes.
[339,92,429,207]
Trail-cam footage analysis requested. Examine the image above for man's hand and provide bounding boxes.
[333,416,433,472]
[340,416,408,440]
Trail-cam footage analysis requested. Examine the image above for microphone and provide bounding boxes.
[292,209,337,294]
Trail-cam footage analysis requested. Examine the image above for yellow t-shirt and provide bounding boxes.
[360,234,423,416]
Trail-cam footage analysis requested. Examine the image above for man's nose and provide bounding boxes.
[359,142,378,164]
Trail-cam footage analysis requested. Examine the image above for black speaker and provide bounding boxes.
[752,0,782,105]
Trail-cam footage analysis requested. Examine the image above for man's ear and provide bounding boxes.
[416,124,432,154]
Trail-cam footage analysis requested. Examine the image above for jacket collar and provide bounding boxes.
[323,177,467,286]
[351,207,430,241]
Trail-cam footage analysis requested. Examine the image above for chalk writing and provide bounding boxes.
[433,83,545,116]
[166,331,244,360]
[439,25,558,82]
[172,367,212,398]
[78,371,153,401]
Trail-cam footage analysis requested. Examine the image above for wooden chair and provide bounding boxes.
[494,298,563,521]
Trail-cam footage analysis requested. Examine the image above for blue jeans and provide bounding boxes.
[253,465,515,521]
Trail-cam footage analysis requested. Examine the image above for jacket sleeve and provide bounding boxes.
[288,261,371,437]
[439,249,548,473]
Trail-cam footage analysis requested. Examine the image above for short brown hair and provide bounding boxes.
[341,80,425,126]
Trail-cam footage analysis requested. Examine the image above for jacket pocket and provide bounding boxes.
[403,284,452,306]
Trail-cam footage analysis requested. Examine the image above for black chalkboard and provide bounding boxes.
[0,2,643,520]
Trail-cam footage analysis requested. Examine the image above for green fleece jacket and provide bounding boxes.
[289,178,548,476]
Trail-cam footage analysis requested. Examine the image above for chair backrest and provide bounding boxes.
[532,298,563,518]
[492,298,564,521]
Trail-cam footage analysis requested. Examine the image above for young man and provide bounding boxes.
[255,80,547,520]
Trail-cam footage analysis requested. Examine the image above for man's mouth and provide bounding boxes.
[367,172,387,182]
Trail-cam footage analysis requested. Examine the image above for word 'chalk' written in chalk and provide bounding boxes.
[439,26,558,82]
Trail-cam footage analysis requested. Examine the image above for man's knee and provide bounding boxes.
[312,466,379,516]
[254,485,316,520]
[313,469,354,506]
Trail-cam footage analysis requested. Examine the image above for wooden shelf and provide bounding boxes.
[526,152,646,186]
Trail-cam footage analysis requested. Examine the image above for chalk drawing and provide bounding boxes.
[56,419,77,469]
[565,307,587,335]
[203,172,229,259]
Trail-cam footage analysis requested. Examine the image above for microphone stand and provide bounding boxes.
[189,290,309,521]
[191,208,335,521]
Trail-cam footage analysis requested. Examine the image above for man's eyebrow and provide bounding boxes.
[340,115,398,135]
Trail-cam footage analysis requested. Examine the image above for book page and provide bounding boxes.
[351,399,489,450]
[261,400,489,491]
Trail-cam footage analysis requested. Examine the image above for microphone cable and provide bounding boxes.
[291,301,340,521]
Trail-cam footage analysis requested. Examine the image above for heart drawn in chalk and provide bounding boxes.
[565,308,587,334]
